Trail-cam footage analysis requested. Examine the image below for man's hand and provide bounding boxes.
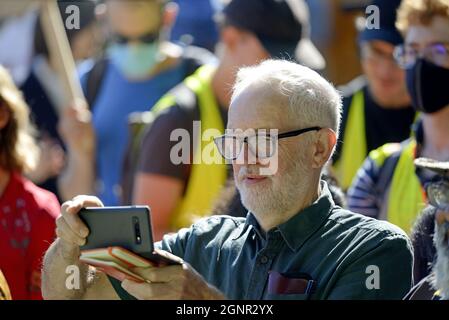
[55,195,103,255]
[121,255,226,300]
[42,195,118,300]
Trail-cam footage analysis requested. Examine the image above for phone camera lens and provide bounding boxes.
[133,216,142,244]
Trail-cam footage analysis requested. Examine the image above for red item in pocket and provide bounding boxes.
[268,271,316,294]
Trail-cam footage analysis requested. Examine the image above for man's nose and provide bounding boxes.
[234,141,250,165]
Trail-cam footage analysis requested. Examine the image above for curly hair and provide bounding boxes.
[396,0,449,34]
[0,65,39,173]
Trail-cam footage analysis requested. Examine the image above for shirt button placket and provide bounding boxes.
[260,255,269,264]
[245,252,272,299]
[245,233,282,299]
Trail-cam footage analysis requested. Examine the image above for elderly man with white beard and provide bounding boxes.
[405,158,449,300]
[42,60,413,300]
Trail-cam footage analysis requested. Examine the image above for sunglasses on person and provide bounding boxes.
[214,126,321,161]
[425,178,449,212]
[111,31,159,45]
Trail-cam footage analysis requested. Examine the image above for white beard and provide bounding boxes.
[236,156,308,219]
[433,221,449,300]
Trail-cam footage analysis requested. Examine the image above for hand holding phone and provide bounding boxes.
[55,196,103,251]
[78,205,182,282]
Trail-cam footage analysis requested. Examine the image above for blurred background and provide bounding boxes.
[0,0,370,87]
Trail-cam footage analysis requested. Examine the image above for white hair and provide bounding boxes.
[433,220,449,299]
[231,59,342,140]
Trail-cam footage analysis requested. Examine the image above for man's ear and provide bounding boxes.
[162,2,179,29]
[311,128,337,169]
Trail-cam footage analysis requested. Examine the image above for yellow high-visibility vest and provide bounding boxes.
[369,139,426,234]
[386,140,426,234]
[333,90,367,190]
[151,65,227,230]
[333,90,418,191]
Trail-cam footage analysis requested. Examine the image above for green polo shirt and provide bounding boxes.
[114,181,413,300]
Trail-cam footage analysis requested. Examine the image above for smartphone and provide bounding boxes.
[79,206,179,266]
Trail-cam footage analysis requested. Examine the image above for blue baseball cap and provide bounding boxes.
[221,0,325,70]
[358,0,403,46]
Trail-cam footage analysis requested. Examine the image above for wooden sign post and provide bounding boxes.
[40,0,86,107]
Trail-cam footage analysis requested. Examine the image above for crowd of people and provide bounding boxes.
[0,0,448,300]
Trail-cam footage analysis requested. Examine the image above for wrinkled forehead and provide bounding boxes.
[228,83,295,131]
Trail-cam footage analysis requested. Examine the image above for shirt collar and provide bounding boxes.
[238,211,265,240]
[240,181,335,251]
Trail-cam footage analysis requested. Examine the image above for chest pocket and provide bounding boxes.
[264,271,316,300]
[265,292,311,300]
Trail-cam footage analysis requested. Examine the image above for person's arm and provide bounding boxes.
[326,234,413,300]
[57,103,96,201]
[26,137,65,185]
[346,155,382,218]
[132,107,192,240]
[42,238,117,300]
[58,150,95,201]
[133,174,184,241]
[41,196,118,300]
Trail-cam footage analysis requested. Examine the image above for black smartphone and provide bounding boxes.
[79,206,179,265]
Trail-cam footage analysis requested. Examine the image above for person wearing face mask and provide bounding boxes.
[332,0,416,191]
[347,0,449,235]
[59,0,216,206]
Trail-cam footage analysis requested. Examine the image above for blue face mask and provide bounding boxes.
[108,41,160,80]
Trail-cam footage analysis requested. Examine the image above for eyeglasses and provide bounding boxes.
[425,179,449,211]
[361,42,397,66]
[393,43,449,69]
[112,31,159,45]
[214,126,321,161]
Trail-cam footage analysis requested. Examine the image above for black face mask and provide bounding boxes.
[406,58,449,114]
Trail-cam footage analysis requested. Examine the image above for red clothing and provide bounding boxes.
[0,172,59,300]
